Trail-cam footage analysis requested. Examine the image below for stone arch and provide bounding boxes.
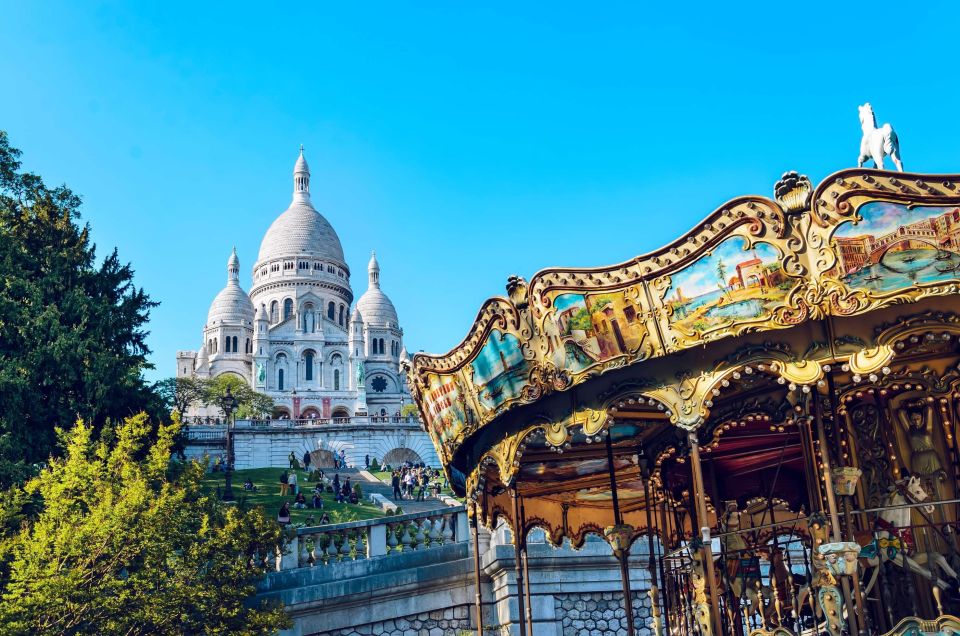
[331,406,350,418]
[272,406,291,419]
[382,447,424,467]
[301,406,321,419]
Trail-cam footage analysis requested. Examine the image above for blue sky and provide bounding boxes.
[2,2,959,381]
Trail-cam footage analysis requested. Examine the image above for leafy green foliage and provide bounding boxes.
[567,307,594,332]
[155,376,207,417]
[0,414,290,635]
[202,375,274,420]
[0,132,161,487]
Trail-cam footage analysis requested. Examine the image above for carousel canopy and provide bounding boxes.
[407,168,960,546]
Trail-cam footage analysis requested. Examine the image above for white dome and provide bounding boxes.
[356,251,399,326]
[208,248,255,324]
[256,149,346,265]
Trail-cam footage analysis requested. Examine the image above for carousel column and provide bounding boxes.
[509,485,528,636]
[825,371,872,636]
[519,498,533,635]
[604,433,636,636]
[470,502,485,634]
[639,449,665,636]
[687,431,723,636]
[813,388,862,636]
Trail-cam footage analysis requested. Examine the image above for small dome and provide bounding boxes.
[208,249,255,324]
[255,302,268,321]
[196,343,209,366]
[356,250,398,326]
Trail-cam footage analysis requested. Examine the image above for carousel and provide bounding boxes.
[407,115,960,636]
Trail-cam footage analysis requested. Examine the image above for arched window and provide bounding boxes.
[334,369,340,391]
[245,338,250,353]
[270,301,278,323]
[278,368,284,391]
[283,298,293,321]
[379,338,385,354]
[232,336,238,352]
[327,301,335,320]
[305,352,314,381]
[338,305,344,326]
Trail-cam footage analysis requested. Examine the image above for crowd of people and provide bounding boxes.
[275,467,362,526]
[389,464,444,502]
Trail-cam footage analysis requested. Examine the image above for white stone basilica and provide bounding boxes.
[177,149,412,421]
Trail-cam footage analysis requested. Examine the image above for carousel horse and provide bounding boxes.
[859,475,960,596]
[718,503,768,624]
[857,102,904,172]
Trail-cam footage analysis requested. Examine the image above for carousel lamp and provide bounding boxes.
[823,364,831,372]
[842,364,850,371]
[744,366,753,374]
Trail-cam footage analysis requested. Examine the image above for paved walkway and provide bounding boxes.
[323,468,449,514]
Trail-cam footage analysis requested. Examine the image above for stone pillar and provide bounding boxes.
[277,536,298,571]
[368,523,387,557]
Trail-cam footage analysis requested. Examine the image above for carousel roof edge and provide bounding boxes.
[408,166,960,474]
[410,166,940,371]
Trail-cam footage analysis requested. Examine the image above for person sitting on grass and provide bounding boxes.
[312,492,324,509]
[243,479,257,492]
[293,491,307,509]
[278,502,291,525]
[319,512,331,525]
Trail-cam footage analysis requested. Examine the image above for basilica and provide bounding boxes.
[176,149,412,420]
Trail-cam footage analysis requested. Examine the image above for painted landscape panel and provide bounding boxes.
[664,237,790,334]
[832,202,960,293]
[546,287,647,373]
[472,330,529,410]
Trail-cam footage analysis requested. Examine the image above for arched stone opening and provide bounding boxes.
[382,448,423,467]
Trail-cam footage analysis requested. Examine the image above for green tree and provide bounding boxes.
[0,414,290,635]
[155,376,207,418]
[0,132,161,486]
[202,375,274,420]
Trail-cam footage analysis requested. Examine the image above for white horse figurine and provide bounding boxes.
[860,475,958,596]
[858,103,904,172]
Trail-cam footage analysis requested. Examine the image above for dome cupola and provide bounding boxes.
[207,247,255,325]
[255,148,347,267]
[356,250,399,327]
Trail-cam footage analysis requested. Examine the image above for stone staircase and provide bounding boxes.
[330,468,449,514]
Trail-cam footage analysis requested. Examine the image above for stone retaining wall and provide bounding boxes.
[310,606,472,636]
[555,592,653,636]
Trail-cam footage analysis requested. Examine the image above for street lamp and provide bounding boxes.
[221,386,238,502]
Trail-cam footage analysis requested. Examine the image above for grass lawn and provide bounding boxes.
[201,467,383,526]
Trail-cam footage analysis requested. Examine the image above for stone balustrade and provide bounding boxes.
[277,505,468,571]
[182,415,422,429]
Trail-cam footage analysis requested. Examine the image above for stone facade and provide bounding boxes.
[177,149,413,422]
[310,606,472,636]
[181,419,440,469]
[555,592,652,636]
[259,518,661,636]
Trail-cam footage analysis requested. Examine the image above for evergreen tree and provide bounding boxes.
[0,132,160,486]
